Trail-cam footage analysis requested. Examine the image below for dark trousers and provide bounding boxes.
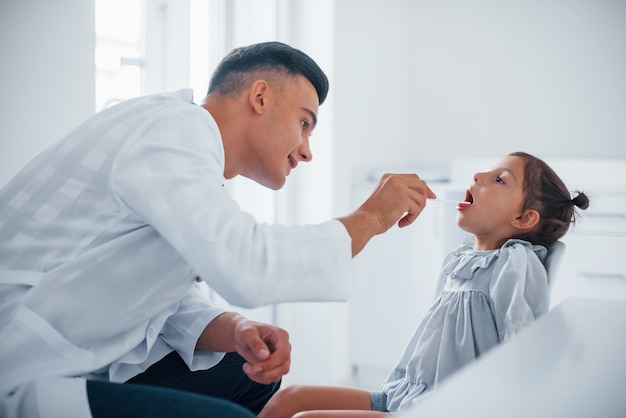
[87,352,281,417]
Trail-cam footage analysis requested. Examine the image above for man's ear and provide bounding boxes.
[248,80,269,115]
[512,209,540,231]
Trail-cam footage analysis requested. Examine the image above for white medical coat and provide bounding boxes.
[0,90,352,417]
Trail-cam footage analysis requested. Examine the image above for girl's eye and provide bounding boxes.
[496,176,505,184]
[301,120,310,129]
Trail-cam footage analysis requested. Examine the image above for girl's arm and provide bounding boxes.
[489,243,550,341]
[258,385,379,418]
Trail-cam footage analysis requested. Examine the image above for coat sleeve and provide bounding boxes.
[111,105,353,308]
[159,281,227,370]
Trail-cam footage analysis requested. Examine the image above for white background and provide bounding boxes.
[1,0,625,387]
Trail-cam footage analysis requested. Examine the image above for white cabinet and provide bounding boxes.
[552,188,626,306]
[540,159,626,306]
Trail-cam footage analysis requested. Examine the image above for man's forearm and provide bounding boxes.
[337,210,384,257]
[195,311,243,351]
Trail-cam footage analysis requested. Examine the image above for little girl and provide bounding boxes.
[258,152,589,418]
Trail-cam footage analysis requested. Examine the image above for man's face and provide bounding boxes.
[242,75,319,190]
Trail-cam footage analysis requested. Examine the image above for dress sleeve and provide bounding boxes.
[432,251,455,301]
[488,242,550,342]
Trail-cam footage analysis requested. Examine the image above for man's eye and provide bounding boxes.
[496,176,505,184]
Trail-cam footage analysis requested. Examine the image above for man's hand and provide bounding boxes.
[338,173,436,256]
[196,312,291,385]
[233,318,291,385]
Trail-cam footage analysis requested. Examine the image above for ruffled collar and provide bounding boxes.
[443,237,546,280]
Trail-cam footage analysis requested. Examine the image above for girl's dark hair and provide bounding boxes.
[207,41,329,105]
[511,151,590,247]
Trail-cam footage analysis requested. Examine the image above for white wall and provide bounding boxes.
[2,0,625,389]
[331,0,626,389]
[333,0,626,213]
[0,0,95,187]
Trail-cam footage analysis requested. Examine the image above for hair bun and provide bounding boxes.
[571,191,590,210]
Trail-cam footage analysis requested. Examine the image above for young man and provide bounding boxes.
[0,42,434,417]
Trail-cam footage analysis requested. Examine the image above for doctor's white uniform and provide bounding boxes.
[0,90,352,417]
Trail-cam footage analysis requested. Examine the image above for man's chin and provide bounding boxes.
[252,176,285,191]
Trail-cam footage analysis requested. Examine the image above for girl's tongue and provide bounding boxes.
[457,189,474,210]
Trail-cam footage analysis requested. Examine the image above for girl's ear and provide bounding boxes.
[512,209,540,231]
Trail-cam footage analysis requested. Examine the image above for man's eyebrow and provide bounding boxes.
[303,108,318,128]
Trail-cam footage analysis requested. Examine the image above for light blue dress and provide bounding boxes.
[374,238,550,412]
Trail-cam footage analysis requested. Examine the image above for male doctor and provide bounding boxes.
[0,42,435,417]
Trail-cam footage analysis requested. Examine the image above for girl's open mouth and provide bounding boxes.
[456,189,473,210]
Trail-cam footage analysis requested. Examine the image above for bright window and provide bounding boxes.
[95,0,145,111]
[92,1,334,331]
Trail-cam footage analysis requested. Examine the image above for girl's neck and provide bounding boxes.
[473,236,509,251]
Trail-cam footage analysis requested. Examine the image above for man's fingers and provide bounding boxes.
[233,321,291,384]
[243,357,291,384]
[395,177,435,228]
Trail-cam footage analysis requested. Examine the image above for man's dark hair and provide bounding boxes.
[208,41,329,105]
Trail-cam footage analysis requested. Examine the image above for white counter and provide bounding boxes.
[396,298,626,418]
